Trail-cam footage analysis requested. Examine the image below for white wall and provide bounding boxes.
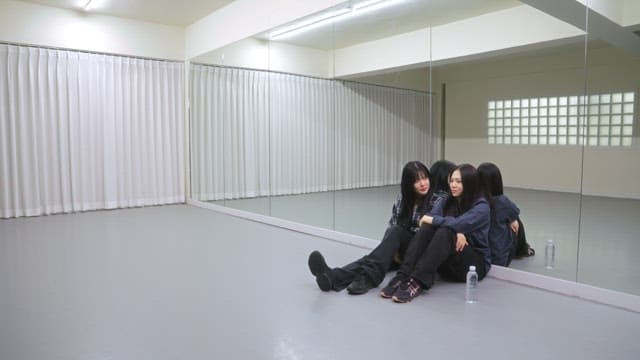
[191,38,269,68]
[268,42,333,78]
[576,0,624,24]
[333,5,583,79]
[334,27,430,78]
[192,38,333,78]
[0,0,184,60]
[436,44,640,199]
[623,0,640,26]
[347,68,431,93]
[574,0,640,26]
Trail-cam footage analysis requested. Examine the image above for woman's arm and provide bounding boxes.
[431,200,490,234]
[497,195,520,233]
[499,195,520,224]
[418,196,444,226]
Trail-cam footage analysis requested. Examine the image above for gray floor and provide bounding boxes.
[1,204,639,360]
[213,186,640,295]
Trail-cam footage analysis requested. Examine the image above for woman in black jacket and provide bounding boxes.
[308,161,436,295]
[478,162,534,266]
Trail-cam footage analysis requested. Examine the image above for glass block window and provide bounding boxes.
[488,92,635,146]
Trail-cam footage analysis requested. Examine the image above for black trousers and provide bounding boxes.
[398,225,487,288]
[329,225,413,291]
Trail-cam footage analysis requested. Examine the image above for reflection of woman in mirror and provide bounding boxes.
[308,160,445,295]
[428,160,456,210]
[478,162,534,267]
[383,164,490,303]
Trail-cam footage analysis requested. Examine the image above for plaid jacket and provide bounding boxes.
[388,191,447,233]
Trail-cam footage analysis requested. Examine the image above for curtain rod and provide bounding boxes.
[0,41,183,64]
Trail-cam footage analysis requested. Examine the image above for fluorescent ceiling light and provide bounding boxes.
[269,0,401,40]
[83,0,95,11]
[269,8,351,39]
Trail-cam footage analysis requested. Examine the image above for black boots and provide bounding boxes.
[308,250,332,291]
[346,276,375,295]
[308,250,375,294]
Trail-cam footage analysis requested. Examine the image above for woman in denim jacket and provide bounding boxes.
[382,164,490,303]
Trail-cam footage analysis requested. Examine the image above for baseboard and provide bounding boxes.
[187,199,380,250]
[506,185,640,201]
[488,265,640,313]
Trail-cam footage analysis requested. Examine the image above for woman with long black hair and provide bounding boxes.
[381,164,491,303]
[308,161,436,295]
[427,160,456,209]
[478,162,533,266]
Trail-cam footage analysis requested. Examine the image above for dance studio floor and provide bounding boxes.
[1,204,639,360]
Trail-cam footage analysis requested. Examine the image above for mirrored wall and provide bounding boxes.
[189,0,640,296]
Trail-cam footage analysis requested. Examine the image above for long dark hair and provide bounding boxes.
[477,162,504,216]
[430,160,456,194]
[478,162,504,197]
[398,161,430,223]
[444,163,481,215]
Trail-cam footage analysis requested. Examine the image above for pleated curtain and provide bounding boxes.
[269,72,335,196]
[190,65,432,201]
[0,44,184,218]
[190,66,271,200]
[334,82,431,190]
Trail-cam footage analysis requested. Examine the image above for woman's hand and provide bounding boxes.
[455,233,468,252]
[510,219,519,234]
[419,215,433,227]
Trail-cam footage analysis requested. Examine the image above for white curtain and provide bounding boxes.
[0,44,184,218]
[190,65,431,201]
[190,66,270,200]
[269,72,335,196]
[335,82,431,190]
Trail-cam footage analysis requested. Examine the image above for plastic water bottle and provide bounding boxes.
[465,265,478,303]
[545,239,555,269]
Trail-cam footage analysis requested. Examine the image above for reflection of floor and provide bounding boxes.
[211,186,397,237]
[1,205,639,359]
[210,187,640,295]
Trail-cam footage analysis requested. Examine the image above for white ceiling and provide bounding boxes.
[16,0,639,57]
[17,0,521,47]
[262,0,522,50]
[16,0,236,26]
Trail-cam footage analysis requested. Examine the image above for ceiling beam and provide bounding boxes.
[520,0,640,57]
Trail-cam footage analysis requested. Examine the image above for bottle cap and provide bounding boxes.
[469,265,476,271]
[547,239,554,244]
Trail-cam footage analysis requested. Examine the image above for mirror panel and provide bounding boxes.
[332,0,433,239]
[190,37,272,215]
[263,7,337,229]
[188,0,640,297]
[432,0,588,281]
[332,72,433,240]
[579,6,640,295]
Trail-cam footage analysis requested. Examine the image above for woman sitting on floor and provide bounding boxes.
[307,160,452,295]
[380,164,491,303]
[478,162,534,266]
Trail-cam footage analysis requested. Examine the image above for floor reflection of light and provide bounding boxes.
[274,335,301,360]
